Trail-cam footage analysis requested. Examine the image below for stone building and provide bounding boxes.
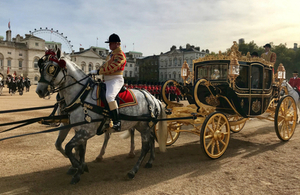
[135,55,159,82]
[159,44,208,82]
[124,51,142,82]
[0,30,61,84]
[69,46,108,74]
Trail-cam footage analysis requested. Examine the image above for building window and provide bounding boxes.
[173,72,176,79]
[125,71,128,77]
[0,59,3,70]
[33,58,39,69]
[35,42,39,46]
[169,74,171,79]
[34,76,39,81]
[88,64,92,72]
[19,53,22,56]
[169,59,172,66]
[82,66,85,71]
[8,52,11,54]
[130,71,132,77]
[174,58,177,66]
[7,59,11,68]
[19,60,23,70]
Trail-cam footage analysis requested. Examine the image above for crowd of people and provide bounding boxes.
[5,73,31,95]
[124,81,184,103]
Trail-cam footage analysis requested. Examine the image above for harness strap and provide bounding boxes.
[62,78,94,113]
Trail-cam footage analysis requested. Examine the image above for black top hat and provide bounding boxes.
[251,52,258,57]
[105,33,121,43]
[263,43,271,48]
[293,71,298,74]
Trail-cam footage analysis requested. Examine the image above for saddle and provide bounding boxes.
[97,82,138,110]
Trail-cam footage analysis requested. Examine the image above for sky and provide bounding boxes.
[1,0,300,56]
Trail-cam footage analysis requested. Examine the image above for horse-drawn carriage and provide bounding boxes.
[160,41,297,159]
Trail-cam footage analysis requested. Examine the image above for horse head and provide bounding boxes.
[36,47,67,98]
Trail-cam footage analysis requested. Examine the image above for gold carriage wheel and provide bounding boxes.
[155,122,181,146]
[200,112,230,159]
[228,115,246,133]
[274,95,297,141]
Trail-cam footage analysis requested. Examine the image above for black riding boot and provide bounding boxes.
[111,109,121,131]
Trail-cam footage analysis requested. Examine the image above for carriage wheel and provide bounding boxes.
[228,115,246,133]
[200,112,230,159]
[155,122,181,146]
[274,95,297,141]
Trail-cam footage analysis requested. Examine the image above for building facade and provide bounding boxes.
[159,44,208,83]
[70,46,108,74]
[0,30,62,84]
[135,55,159,82]
[124,51,142,82]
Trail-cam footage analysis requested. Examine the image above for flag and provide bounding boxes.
[97,37,98,40]
[125,45,126,48]
[80,44,82,46]
[8,21,10,30]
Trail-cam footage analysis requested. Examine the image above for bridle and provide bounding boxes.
[38,49,90,94]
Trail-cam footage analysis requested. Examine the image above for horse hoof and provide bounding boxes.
[94,157,103,162]
[70,176,81,185]
[144,163,152,168]
[127,171,135,179]
[67,167,77,175]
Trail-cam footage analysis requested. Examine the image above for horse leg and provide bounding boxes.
[65,130,90,184]
[95,131,111,162]
[127,131,151,179]
[55,126,71,158]
[128,128,136,158]
[144,133,155,168]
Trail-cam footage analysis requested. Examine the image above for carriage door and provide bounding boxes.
[250,64,263,115]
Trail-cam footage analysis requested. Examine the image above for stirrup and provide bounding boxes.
[112,121,121,132]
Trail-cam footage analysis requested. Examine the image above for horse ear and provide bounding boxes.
[57,48,61,59]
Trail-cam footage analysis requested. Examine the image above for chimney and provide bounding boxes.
[79,47,84,52]
[6,30,11,42]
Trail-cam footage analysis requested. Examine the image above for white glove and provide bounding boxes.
[90,70,98,75]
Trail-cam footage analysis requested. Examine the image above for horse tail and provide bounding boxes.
[157,102,167,152]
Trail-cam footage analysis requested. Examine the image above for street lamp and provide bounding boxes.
[181,60,190,86]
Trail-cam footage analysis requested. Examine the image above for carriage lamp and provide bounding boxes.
[181,60,190,86]
[228,53,240,87]
[277,63,286,79]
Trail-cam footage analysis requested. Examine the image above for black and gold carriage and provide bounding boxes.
[160,42,297,159]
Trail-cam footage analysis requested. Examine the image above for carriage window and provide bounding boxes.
[251,65,263,89]
[264,69,272,89]
[196,63,228,80]
[236,65,249,88]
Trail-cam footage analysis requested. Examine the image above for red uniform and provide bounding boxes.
[289,77,300,92]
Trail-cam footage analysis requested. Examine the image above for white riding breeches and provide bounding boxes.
[104,75,124,103]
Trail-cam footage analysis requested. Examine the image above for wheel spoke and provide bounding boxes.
[206,137,214,148]
[216,140,221,154]
[210,141,215,155]
[219,139,226,146]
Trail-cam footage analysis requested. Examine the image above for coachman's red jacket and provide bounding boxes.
[98,47,126,75]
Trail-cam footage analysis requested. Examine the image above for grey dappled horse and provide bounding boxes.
[281,80,300,122]
[36,49,167,184]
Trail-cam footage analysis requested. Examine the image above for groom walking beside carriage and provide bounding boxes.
[90,33,126,131]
